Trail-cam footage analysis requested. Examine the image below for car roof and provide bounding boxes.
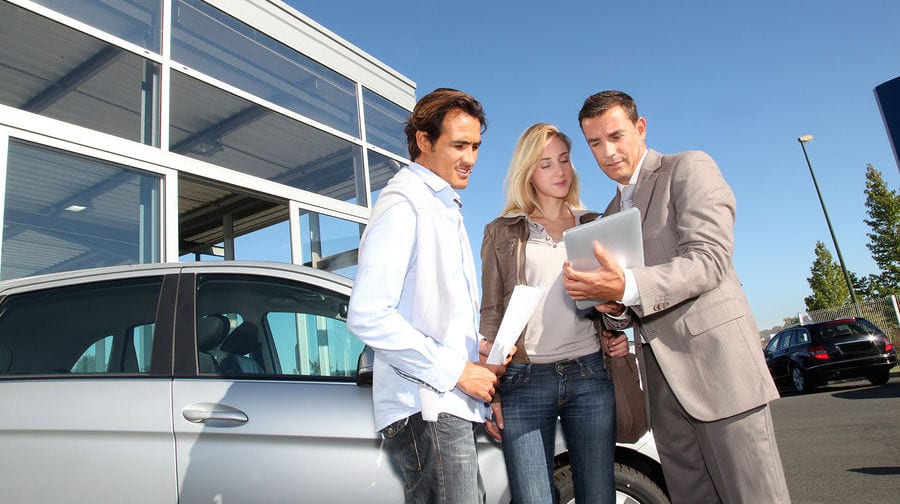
[803,317,871,328]
[0,261,354,295]
[777,317,874,334]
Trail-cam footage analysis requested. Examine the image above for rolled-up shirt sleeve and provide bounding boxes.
[347,201,465,393]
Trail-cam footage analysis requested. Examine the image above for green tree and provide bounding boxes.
[805,241,850,310]
[850,271,876,300]
[863,164,900,296]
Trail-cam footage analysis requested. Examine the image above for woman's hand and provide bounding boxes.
[484,402,504,442]
[602,329,630,357]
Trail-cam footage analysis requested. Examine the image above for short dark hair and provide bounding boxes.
[578,90,639,125]
[404,88,487,160]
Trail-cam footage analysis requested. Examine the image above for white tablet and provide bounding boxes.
[563,207,644,309]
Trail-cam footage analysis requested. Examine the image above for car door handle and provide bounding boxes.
[182,403,248,425]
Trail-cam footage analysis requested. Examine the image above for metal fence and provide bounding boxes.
[803,295,900,340]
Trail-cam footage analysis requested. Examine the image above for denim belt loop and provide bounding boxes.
[576,355,589,377]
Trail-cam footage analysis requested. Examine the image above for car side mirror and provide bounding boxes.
[356,346,374,387]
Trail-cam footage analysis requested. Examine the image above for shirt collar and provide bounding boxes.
[409,162,463,208]
[617,149,647,192]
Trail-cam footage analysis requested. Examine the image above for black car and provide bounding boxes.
[764,317,897,393]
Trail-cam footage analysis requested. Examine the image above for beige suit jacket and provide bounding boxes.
[605,149,779,422]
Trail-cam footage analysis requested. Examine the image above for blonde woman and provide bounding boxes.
[480,123,628,503]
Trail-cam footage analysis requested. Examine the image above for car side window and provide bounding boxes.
[71,323,156,373]
[195,274,362,380]
[764,334,782,355]
[265,311,362,378]
[0,277,163,376]
[776,331,793,351]
[793,330,810,346]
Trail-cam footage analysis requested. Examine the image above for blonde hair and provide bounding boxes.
[501,123,585,216]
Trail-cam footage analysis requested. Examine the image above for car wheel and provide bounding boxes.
[554,462,670,504]
[791,365,812,394]
[867,367,890,385]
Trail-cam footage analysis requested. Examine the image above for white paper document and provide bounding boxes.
[419,285,544,422]
[419,387,441,421]
[486,284,545,365]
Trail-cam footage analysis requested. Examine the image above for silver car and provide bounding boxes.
[0,262,667,503]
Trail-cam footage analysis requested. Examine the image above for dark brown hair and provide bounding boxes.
[578,90,639,125]
[404,88,487,160]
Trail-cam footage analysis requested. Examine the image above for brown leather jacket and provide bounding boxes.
[479,211,601,364]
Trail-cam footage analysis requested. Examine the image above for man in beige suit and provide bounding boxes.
[563,90,790,503]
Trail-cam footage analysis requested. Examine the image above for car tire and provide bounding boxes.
[554,462,670,504]
[791,365,813,394]
[866,368,890,386]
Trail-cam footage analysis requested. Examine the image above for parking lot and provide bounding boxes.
[771,371,900,504]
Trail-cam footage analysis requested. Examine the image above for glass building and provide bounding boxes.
[0,0,414,281]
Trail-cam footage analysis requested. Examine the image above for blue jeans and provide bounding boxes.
[382,412,485,504]
[499,352,616,504]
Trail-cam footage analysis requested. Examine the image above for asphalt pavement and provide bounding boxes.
[770,370,900,504]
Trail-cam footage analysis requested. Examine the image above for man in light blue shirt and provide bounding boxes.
[348,88,511,504]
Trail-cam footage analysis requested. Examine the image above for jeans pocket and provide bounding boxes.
[382,417,423,490]
[499,364,529,395]
[382,417,409,438]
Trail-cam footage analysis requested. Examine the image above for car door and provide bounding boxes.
[0,271,179,503]
[765,331,792,383]
[172,266,405,503]
[789,328,812,361]
[764,332,781,379]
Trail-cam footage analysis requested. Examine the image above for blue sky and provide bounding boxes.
[287,0,900,330]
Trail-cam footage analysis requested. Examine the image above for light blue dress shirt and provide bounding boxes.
[348,163,486,431]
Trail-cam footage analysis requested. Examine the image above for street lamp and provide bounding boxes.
[797,135,861,316]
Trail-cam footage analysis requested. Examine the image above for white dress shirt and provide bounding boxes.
[347,163,486,431]
[617,150,648,308]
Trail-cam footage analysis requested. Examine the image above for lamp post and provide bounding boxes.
[797,135,861,316]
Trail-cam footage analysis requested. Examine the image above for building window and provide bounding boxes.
[182,220,293,263]
[170,71,365,205]
[172,0,359,137]
[299,210,362,279]
[2,140,161,280]
[234,220,291,263]
[0,1,160,145]
[363,88,409,158]
[28,0,163,52]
